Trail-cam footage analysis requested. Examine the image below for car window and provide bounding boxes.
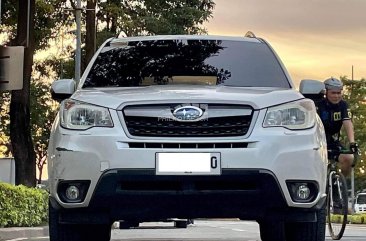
[83,39,290,88]
[357,194,366,204]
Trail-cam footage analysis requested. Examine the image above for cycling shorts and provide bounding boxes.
[327,141,346,162]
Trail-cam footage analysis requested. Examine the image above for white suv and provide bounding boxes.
[48,34,328,241]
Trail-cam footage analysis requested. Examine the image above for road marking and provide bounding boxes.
[5,237,49,241]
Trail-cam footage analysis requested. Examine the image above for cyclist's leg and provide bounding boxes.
[338,143,354,177]
[338,154,353,177]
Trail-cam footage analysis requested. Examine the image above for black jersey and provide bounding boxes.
[316,98,350,144]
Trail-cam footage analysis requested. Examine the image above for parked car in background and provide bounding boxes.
[355,191,366,213]
[48,33,327,241]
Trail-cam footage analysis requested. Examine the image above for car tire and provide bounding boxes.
[174,220,188,228]
[258,220,285,241]
[119,221,140,229]
[285,206,326,241]
[49,201,111,241]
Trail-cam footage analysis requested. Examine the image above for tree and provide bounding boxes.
[1,0,68,186]
[96,0,214,36]
[30,80,58,184]
[1,76,58,183]
[81,0,215,72]
[9,0,37,187]
[85,0,97,65]
[341,77,366,192]
[1,0,214,186]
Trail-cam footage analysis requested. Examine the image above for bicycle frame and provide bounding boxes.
[326,148,358,240]
[328,170,344,213]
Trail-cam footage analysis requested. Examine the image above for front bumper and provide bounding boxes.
[48,109,327,213]
[50,169,326,224]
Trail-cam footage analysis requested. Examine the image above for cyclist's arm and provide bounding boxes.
[343,119,355,143]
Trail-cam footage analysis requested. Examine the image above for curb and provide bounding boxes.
[0,226,48,240]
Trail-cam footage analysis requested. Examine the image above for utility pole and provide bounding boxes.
[351,64,355,213]
[0,0,2,24]
[352,65,354,81]
[75,0,81,87]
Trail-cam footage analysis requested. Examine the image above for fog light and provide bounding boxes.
[286,181,318,203]
[65,185,80,200]
[296,184,310,200]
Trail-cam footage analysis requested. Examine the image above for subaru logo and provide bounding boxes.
[173,106,203,121]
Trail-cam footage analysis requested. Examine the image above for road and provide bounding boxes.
[5,220,366,241]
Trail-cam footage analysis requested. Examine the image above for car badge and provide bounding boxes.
[173,106,203,121]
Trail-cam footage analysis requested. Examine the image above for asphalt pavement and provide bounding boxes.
[0,226,48,241]
[1,222,366,241]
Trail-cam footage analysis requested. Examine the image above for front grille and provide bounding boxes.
[122,104,253,137]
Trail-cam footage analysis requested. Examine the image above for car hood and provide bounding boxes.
[71,85,304,110]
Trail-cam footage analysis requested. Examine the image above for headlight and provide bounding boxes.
[263,99,316,130]
[60,99,113,130]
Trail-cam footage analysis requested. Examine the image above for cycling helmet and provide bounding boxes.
[324,77,343,90]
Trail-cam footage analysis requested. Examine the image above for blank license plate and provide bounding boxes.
[156,153,221,175]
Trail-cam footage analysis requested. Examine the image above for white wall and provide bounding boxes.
[0,158,15,184]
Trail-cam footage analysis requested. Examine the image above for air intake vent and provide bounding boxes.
[128,142,248,149]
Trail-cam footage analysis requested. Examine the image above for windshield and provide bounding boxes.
[83,39,291,88]
[357,194,366,204]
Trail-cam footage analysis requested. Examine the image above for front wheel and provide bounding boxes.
[49,200,111,241]
[174,220,188,228]
[285,205,326,241]
[327,172,348,240]
[258,220,285,241]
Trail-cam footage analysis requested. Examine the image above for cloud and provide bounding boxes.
[207,0,366,34]
[205,0,366,84]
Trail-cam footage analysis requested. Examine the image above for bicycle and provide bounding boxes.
[327,148,359,240]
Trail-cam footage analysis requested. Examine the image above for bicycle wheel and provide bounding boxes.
[327,172,348,240]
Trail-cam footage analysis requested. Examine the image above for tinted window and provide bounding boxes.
[83,39,290,88]
[358,195,366,204]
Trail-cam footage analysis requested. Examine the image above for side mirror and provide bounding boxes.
[51,79,76,102]
[299,79,325,102]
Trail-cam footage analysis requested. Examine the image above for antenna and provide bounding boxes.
[245,31,256,38]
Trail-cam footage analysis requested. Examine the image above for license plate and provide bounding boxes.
[156,152,221,175]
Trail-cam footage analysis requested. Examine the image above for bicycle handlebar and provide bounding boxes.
[328,148,360,167]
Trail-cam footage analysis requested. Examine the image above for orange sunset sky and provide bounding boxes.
[204,0,366,87]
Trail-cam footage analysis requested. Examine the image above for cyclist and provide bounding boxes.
[316,77,358,177]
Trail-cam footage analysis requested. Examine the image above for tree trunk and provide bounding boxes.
[37,166,43,184]
[10,0,36,187]
[84,0,97,71]
[111,17,117,34]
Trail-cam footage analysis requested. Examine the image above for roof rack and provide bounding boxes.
[245,31,257,38]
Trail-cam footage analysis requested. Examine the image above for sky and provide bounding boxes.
[204,0,366,86]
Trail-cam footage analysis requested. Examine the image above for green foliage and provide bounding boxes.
[0,182,48,227]
[0,91,12,156]
[142,0,215,34]
[97,0,215,36]
[329,213,366,224]
[1,0,69,50]
[29,79,58,181]
[350,214,365,224]
[341,77,366,192]
[329,214,342,223]
[0,78,58,179]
